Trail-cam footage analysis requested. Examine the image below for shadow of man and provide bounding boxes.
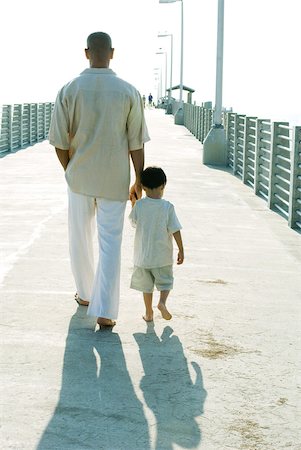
[134,325,207,450]
[38,309,150,450]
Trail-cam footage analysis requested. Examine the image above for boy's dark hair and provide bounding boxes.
[141,166,167,189]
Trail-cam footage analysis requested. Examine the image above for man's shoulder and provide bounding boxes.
[58,70,140,97]
[113,76,140,95]
[58,75,82,94]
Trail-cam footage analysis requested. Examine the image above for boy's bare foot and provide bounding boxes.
[157,303,172,320]
[97,317,116,327]
[143,314,153,322]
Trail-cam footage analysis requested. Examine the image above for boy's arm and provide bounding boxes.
[173,230,184,264]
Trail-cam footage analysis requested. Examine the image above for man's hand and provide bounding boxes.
[129,182,142,207]
[129,148,144,206]
[55,148,70,171]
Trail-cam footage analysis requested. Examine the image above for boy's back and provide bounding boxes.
[129,197,181,269]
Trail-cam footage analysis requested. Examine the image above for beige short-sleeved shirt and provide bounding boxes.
[49,68,150,201]
[129,197,182,268]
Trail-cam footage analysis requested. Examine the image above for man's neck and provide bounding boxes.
[90,60,110,69]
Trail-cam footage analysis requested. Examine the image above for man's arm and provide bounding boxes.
[129,147,144,205]
[55,148,70,171]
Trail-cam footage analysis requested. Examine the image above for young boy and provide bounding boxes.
[129,166,184,322]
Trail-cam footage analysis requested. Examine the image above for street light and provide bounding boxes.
[156,50,167,100]
[158,32,173,114]
[159,0,184,124]
[203,0,227,166]
[153,67,162,102]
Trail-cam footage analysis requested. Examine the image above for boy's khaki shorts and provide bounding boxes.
[130,265,173,293]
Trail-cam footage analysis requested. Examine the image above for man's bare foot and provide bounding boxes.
[157,303,172,320]
[143,313,153,322]
[97,317,116,327]
[74,293,89,306]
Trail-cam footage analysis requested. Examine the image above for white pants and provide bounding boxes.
[68,189,127,320]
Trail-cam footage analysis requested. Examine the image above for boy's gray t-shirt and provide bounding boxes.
[129,197,182,269]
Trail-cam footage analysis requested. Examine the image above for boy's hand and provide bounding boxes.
[177,250,184,265]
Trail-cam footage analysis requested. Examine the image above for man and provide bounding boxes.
[49,32,149,328]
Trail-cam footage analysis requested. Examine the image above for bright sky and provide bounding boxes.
[1,0,300,125]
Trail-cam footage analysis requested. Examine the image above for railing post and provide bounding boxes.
[194,105,197,137]
[8,105,13,152]
[185,104,189,129]
[226,112,236,170]
[242,117,257,186]
[232,113,238,175]
[35,103,39,142]
[268,122,289,211]
[233,114,245,177]
[183,103,187,127]
[254,119,271,197]
[197,106,201,141]
[29,103,33,144]
[200,107,205,143]
[288,126,301,229]
[20,104,24,148]
[14,104,21,151]
[43,103,47,139]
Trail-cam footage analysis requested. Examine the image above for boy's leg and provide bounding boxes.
[131,267,155,321]
[152,266,173,320]
[158,290,172,320]
[143,293,154,322]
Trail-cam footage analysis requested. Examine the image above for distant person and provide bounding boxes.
[129,167,184,322]
[142,95,146,108]
[148,93,153,107]
[49,31,150,328]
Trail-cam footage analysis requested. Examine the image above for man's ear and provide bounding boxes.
[85,48,90,60]
[110,48,115,60]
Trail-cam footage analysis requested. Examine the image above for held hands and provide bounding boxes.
[129,182,142,207]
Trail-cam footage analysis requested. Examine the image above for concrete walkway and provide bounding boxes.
[1,109,300,450]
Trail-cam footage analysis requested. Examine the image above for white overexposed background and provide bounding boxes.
[0,0,300,124]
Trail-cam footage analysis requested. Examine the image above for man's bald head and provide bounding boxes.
[85,32,114,68]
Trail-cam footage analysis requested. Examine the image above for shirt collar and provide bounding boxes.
[80,68,116,76]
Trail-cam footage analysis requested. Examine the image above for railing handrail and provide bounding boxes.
[182,102,301,231]
[0,102,54,156]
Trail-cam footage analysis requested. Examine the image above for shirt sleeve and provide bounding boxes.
[129,204,138,228]
[48,88,70,150]
[127,90,150,151]
[167,204,182,234]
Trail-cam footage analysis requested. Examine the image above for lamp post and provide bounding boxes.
[156,50,167,102]
[158,32,173,114]
[159,0,184,124]
[153,67,162,103]
[203,0,227,166]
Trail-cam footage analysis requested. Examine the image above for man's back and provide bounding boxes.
[49,68,147,200]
